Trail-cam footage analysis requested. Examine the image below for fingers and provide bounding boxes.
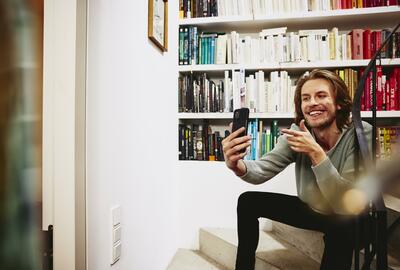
[286,137,304,153]
[225,126,246,141]
[281,128,303,136]
[222,130,251,150]
[228,149,248,163]
[225,141,251,157]
[289,146,301,152]
[299,119,309,132]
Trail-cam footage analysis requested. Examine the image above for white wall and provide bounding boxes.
[177,162,296,249]
[86,0,179,269]
[86,0,296,268]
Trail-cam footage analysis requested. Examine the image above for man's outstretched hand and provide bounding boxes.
[281,120,326,166]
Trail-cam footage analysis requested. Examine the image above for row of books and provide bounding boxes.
[377,126,400,160]
[178,70,295,113]
[178,119,281,161]
[361,67,400,111]
[179,67,400,113]
[178,26,400,65]
[179,0,399,18]
[179,123,226,160]
[178,121,400,161]
[245,119,280,160]
[253,0,399,16]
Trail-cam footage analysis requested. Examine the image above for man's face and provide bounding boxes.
[300,78,340,130]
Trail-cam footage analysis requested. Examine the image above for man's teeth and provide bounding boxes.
[309,111,323,116]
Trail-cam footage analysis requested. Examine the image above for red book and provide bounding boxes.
[396,68,400,110]
[363,29,372,59]
[365,73,371,111]
[360,68,366,111]
[371,31,382,57]
[389,75,396,111]
[382,77,387,110]
[378,0,385,5]
[385,80,391,111]
[388,0,398,5]
[350,29,364,59]
[376,66,383,110]
[361,90,365,111]
[374,31,382,54]
[341,0,348,8]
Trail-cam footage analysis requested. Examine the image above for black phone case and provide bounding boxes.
[232,108,249,137]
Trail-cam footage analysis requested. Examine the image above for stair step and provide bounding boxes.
[199,227,319,270]
[167,249,227,270]
[272,221,324,263]
[385,194,400,213]
[273,220,400,269]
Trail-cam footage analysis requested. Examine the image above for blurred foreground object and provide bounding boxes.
[342,149,400,215]
[0,0,43,269]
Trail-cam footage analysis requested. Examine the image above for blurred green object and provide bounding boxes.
[0,0,43,269]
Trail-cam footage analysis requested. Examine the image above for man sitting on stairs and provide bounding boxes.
[222,69,371,270]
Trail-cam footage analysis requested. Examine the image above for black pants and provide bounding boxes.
[235,191,359,270]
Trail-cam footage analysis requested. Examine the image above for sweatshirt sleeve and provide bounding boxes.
[311,123,372,213]
[239,124,297,185]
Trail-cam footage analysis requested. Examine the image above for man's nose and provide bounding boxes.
[309,96,318,105]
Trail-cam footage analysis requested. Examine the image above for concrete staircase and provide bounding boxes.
[167,226,319,270]
[168,212,400,270]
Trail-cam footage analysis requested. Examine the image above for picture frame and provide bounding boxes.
[148,0,168,52]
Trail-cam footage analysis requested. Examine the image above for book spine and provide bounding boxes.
[351,29,364,60]
[377,66,383,110]
[210,36,216,64]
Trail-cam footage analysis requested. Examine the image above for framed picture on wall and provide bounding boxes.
[148,0,168,52]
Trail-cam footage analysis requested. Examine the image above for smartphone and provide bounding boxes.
[232,108,249,138]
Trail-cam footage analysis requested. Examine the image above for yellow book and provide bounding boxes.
[346,35,352,60]
[329,32,335,60]
[339,70,345,81]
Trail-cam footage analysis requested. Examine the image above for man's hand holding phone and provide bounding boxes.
[222,108,251,176]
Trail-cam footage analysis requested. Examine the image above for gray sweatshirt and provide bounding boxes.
[240,121,372,215]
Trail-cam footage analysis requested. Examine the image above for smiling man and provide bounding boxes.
[222,69,372,270]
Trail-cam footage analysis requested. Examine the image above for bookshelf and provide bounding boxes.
[178,59,400,72]
[178,4,400,161]
[179,111,400,119]
[178,6,400,31]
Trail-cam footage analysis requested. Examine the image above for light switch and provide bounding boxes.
[113,225,121,244]
[111,205,121,226]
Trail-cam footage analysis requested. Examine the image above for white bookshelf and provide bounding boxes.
[179,112,294,119]
[179,111,400,120]
[178,59,400,72]
[179,6,400,31]
[178,6,400,161]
